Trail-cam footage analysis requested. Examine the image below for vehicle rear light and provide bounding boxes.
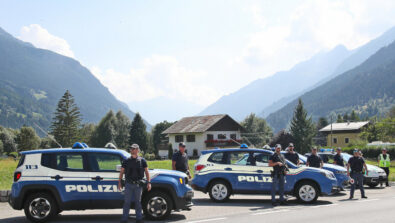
[195,164,206,172]
[14,172,21,182]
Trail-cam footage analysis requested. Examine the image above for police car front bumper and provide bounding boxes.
[364,176,387,184]
[174,190,194,210]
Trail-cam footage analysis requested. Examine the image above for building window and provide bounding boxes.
[218,134,226,139]
[230,134,237,140]
[175,135,183,143]
[187,135,195,142]
[333,138,337,144]
[193,149,198,157]
[207,134,214,140]
[345,138,349,144]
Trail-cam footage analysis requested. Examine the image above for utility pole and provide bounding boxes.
[330,116,333,149]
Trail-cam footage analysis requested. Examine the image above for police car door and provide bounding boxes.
[253,152,273,191]
[86,152,124,208]
[228,151,261,192]
[46,152,93,207]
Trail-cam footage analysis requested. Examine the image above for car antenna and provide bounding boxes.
[34,123,62,148]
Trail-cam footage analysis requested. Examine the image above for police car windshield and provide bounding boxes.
[341,153,352,162]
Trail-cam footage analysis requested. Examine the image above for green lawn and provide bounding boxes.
[365,159,395,182]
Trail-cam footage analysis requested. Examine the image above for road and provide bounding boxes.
[1,184,395,223]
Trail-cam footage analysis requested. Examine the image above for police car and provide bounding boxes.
[8,144,193,222]
[191,148,338,204]
[282,152,349,189]
[311,151,387,188]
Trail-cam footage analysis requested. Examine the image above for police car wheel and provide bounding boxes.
[296,182,318,203]
[24,193,58,223]
[143,191,173,220]
[208,180,231,202]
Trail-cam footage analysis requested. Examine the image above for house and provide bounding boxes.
[162,114,243,157]
[319,121,370,147]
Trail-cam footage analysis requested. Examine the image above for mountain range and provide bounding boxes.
[0,27,149,133]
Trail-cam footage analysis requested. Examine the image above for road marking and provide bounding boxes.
[187,217,227,223]
[356,198,379,203]
[251,209,289,216]
[312,204,338,208]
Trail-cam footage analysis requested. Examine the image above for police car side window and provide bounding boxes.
[229,151,253,166]
[208,152,226,164]
[88,153,122,172]
[56,154,84,171]
[254,153,269,167]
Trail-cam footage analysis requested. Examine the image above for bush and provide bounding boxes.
[144,153,156,161]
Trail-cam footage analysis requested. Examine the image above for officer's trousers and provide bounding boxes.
[122,183,143,221]
[350,172,365,197]
[380,167,389,186]
[271,174,285,202]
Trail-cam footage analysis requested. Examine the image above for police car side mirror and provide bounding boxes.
[116,165,122,172]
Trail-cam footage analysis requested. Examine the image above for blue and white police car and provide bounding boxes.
[191,148,339,204]
[9,144,193,222]
[281,151,349,190]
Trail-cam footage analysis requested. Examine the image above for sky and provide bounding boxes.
[1,0,395,124]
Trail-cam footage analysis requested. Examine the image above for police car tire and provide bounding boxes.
[23,193,58,223]
[142,191,173,220]
[208,180,231,202]
[295,182,319,203]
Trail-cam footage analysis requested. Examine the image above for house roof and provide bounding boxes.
[319,121,369,132]
[162,114,241,134]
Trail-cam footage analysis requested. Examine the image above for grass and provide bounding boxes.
[365,159,395,182]
[147,160,197,178]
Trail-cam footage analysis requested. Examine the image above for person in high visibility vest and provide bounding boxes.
[377,148,390,187]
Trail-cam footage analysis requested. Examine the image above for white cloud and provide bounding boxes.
[91,55,221,107]
[18,24,75,58]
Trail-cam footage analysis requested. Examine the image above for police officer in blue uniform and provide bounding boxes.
[347,149,368,199]
[307,147,323,168]
[333,147,344,167]
[269,144,288,206]
[284,143,300,166]
[118,144,151,223]
[172,142,191,178]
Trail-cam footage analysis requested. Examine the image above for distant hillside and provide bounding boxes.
[0,27,149,132]
[266,40,395,133]
[199,45,351,120]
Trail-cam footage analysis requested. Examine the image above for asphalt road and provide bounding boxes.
[1,184,395,223]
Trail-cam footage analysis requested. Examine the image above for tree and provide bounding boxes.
[114,111,131,149]
[129,113,148,152]
[168,143,173,159]
[289,99,315,154]
[315,117,328,146]
[343,113,349,122]
[151,121,174,155]
[350,110,360,121]
[240,113,273,147]
[17,126,40,151]
[0,127,17,155]
[336,114,344,123]
[269,129,294,149]
[50,90,82,147]
[78,123,96,146]
[0,140,3,155]
[91,110,117,147]
[387,106,395,118]
[361,117,395,142]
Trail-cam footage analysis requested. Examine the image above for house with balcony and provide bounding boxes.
[162,114,243,157]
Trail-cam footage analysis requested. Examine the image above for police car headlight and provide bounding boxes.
[321,171,336,179]
[336,170,347,175]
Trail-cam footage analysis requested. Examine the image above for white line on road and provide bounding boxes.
[356,198,379,203]
[251,209,289,216]
[187,217,227,223]
[312,204,338,208]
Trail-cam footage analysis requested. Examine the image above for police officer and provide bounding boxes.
[333,147,344,167]
[378,148,390,187]
[348,149,368,199]
[118,144,151,223]
[172,142,191,178]
[307,147,323,168]
[269,144,287,206]
[284,143,300,166]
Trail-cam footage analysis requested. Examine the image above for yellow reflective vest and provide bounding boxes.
[379,154,390,168]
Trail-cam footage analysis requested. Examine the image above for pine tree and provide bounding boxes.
[90,110,117,147]
[290,99,315,154]
[152,121,174,155]
[50,90,82,147]
[129,113,148,152]
[350,110,360,121]
[343,113,349,122]
[17,126,41,151]
[336,114,344,123]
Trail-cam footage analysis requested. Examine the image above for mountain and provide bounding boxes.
[0,27,149,132]
[199,45,352,120]
[266,40,395,133]
[129,96,204,125]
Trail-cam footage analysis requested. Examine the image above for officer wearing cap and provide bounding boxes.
[118,144,151,223]
[333,147,344,167]
[284,143,300,166]
[307,147,323,168]
[348,149,368,199]
[269,144,287,206]
[378,148,390,187]
[172,142,191,178]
